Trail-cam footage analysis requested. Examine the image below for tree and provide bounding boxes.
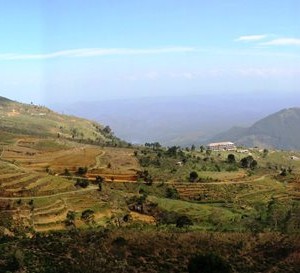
[95,175,104,191]
[200,145,205,153]
[263,148,269,158]
[65,211,76,227]
[250,159,257,169]
[76,166,88,176]
[81,209,95,225]
[191,144,196,152]
[227,154,236,164]
[103,125,112,134]
[166,146,179,157]
[189,171,198,182]
[240,155,257,169]
[136,170,153,185]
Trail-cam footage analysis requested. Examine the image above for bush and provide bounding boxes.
[165,187,179,199]
[188,253,232,273]
[76,166,88,175]
[189,171,198,182]
[176,215,193,228]
[227,154,236,164]
[75,178,89,188]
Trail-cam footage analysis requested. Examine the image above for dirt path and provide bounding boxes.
[89,150,106,170]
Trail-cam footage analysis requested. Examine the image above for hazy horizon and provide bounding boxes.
[0,0,299,105]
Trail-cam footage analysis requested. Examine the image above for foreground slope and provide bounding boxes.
[211,107,300,150]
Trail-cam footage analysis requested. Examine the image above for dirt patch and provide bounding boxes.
[130,211,156,224]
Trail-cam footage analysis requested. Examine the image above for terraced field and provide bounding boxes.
[1,138,139,181]
[172,174,293,202]
[1,132,299,235]
[0,171,75,197]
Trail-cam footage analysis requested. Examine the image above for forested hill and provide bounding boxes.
[210,107,300,150]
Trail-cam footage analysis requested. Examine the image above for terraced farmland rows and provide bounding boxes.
[0,171,76,197]
[173,182,254,201]
[0,173,28,184]
[2,174,43,191]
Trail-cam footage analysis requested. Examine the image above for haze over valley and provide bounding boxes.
[50,91,300,147]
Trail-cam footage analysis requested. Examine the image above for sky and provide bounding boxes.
[0,0,299,104]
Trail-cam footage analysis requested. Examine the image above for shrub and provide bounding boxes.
[189,171,198,182]
[176,215,193,228]
[188,253,232,273]
[165,187,179,199]
[76,166,88,175]
[75,178,89,188]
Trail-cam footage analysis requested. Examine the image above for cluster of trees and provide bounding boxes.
[240,155,257,169]
[144,142,161,150]
[136,170,153,185]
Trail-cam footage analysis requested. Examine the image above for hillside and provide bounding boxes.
[0,96,121,146]
[210,107,300,150]
[1,96,300,272]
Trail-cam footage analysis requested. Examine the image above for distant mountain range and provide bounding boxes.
[210,107,300,150]
[49,92,300,146]
[2,95,300,150]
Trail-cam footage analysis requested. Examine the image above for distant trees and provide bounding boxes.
[136,170,153,185]
[103,125,112,134]
[145,142,161,150]
[263,149,269,158]
[227,154,236,164]
[166,146,179,157]
[200,145,205,153]
[240,156,257,169]
[191,144,196,152]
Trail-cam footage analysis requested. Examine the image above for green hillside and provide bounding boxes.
[0,96,123,146]
[211,108,300,150]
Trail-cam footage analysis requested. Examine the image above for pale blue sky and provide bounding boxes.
[0,0,299,104]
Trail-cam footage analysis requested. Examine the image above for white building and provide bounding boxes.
[207,141,236,151]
